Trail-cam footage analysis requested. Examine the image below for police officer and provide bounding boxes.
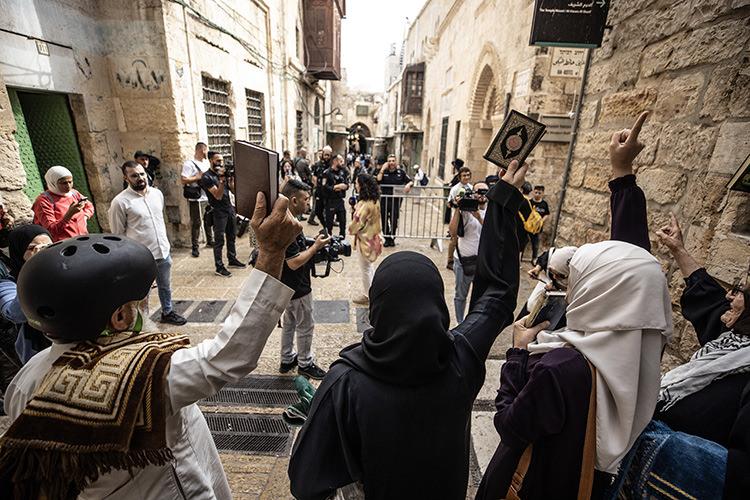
[377,154,413,247]
[321,154,350,237]
[308,145,333,227]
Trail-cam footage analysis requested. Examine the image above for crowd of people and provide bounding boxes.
[0,109,745,500]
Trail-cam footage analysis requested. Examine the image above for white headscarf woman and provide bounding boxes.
[528,240,673,473]
[44,166,75,197]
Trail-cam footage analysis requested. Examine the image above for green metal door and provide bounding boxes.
[9,89,99,232]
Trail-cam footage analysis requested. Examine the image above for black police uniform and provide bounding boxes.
[378,167,412,244]
[199,168,237,270]
[310,159,330,225]
[320,166,349,237]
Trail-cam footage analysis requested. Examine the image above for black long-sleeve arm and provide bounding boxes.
[680,268,731,345]
[609,174,650,252]
[452,181,523,362]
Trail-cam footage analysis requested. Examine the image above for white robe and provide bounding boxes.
[4,269,293,499]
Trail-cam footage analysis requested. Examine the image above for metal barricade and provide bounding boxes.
[379,185,450,241]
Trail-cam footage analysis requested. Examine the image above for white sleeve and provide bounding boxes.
[165,269,293,413]
[108,197,127,235]
[180,161,194,179]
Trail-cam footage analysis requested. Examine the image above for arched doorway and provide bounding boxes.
[465,44,504,177]
[347,122,371,156]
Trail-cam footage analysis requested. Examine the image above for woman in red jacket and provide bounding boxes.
[32,166,95,242]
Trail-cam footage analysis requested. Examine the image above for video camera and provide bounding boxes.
[457,187,488,212]
[222,161,235,179]
[307,230,352,278]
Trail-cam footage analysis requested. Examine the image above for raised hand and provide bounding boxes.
[655,213,685,253]
[251,193,302,278]
[610,111,649,178]
[501,160,529,190]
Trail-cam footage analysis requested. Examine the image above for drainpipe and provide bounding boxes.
[551,48,593,246]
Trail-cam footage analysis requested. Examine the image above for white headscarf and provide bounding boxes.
[548,245,578,276]
[44,166,74,197]
[528,241,673,473]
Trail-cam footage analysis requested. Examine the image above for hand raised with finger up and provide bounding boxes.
[610,111,649,179]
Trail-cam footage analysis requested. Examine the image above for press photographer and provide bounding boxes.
[199,152,246,277]
[448,181,488,323]
[278,179,331,380]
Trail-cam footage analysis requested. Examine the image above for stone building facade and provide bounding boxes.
[555,0,750,367]
[0,0,334,244]
[381,0,585,238]
[325,75,382,157]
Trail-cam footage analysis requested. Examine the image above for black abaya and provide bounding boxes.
[288,181,523,500]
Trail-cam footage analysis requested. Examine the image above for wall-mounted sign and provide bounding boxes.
[530,0,610,48]
[550,47,587,77]
[514,69,532,98]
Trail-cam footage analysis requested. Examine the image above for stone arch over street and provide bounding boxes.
[465,43,504,176]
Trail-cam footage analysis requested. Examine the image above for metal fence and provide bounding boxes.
[379,186,450,241]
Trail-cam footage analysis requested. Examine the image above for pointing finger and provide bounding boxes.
[627,111,649,143]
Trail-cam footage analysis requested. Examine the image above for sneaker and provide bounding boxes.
[191,248,199,258]
[446,261,454,271]
[205,241,215,248]
[280,354,298,373]
[160,310,187,326]
[307,219,319,226]
[227,259,247,269]
[298,362,327,380]
[353,295,369,305]
[215,266,232,277]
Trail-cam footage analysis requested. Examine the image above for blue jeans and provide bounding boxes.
[606,420,727,500]
[453,257,473,323]
[155,256,174,315]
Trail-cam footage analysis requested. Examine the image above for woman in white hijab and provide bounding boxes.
[477,240,672,500]
[31,166,94,242]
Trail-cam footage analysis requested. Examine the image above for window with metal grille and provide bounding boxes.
[295,110,304,151]
[438,117,449,179]
[356,105,369,116]
[245,89,265,146]
[202,76,233,162]
[314,98,321,125]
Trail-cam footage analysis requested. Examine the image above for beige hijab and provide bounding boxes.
[528,241,672,473]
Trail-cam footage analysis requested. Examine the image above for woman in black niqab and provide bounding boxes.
[289,172,527,500]
[340,251,453,385]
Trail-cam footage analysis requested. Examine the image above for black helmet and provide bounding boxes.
[18,234,157,341]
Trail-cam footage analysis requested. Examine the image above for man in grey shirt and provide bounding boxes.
[109,161,187,325]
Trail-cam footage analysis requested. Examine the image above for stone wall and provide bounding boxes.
[557,0,750,368]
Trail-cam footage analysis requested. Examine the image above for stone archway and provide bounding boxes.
[465,44,504,177]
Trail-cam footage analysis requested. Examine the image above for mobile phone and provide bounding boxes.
[79,197,88,203]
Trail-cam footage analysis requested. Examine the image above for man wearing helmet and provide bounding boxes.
[0,193,301,499]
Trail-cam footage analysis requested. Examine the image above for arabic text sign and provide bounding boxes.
[530,0,610,48]
[550,48,587,77]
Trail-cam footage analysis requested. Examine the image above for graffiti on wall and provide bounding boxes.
[115,59,165,91]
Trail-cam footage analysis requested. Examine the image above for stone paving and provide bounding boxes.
[0,221,535,499]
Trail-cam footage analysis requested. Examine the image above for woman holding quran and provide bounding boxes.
[476,112,680,500]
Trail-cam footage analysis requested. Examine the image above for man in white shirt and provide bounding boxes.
[181,142,213,258]
[448,181,488,323]
[2,191,301,498]
[109,161,187,326]
[446,165,473,270]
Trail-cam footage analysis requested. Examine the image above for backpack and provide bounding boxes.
[419,174,429,186]
[520,199,544,234]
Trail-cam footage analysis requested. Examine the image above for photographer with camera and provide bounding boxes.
[279,179,330,380]
[199,152,246,277]
[448,181,488,323]
[320,154,350,238]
